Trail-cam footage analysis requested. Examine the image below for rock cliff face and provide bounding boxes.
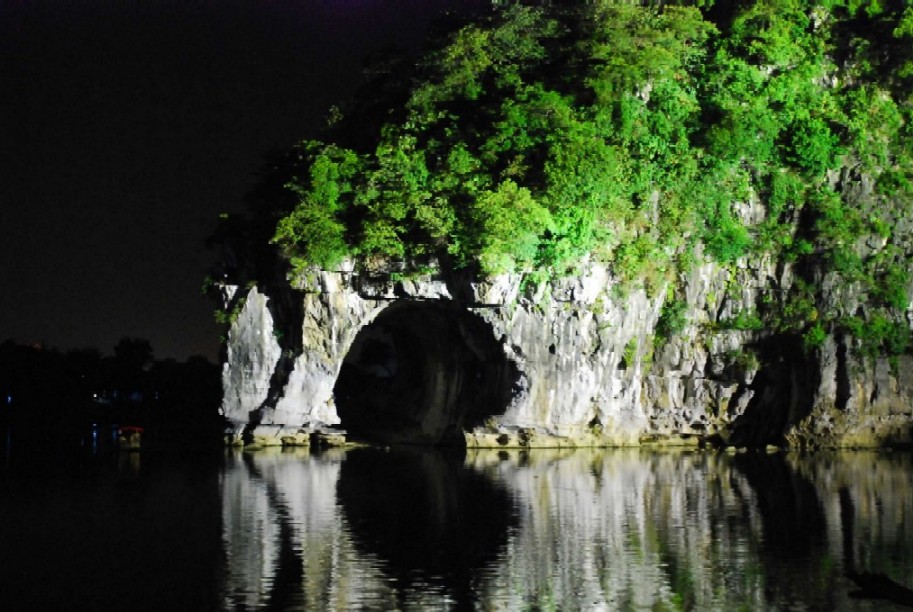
[218,2,913,449]
[221,248,913,448]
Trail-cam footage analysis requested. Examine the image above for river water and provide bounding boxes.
[1,437,912,610]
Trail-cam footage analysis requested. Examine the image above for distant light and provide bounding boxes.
[6,395,10,405]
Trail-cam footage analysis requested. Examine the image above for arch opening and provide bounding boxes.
[333,301,520,446]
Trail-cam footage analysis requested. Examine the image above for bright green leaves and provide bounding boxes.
[843,85,905,172]
[728,0,820,67]
[295,142,360,214]
[656,296,690,339]
[408,26,492,113]
[895,6,913,36]
[703,192,752,264]
[695,0,910,343]
[486,4,555,72]
[356,135,438,261]
[786,116,842,175]
[365,137,430,216]
[874,263,911,310]
[542,121,625,267]
[272,2,723,280]
[481,84,573,184]
[441,28,492,100]
[767,170,805,220]
[469,180,552,275]
[268,0,913,364]
[568,3,713,281]
[704,2,839,176]
[810,188,864,248]
[408,5,557,117]
[272,142,361,271]
[274,203,348,272]
[585,3,715,103]
[841,312,911,357]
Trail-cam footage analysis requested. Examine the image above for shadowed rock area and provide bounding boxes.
[334,301,520,445]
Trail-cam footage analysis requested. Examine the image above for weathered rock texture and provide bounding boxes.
[221,249,913,448]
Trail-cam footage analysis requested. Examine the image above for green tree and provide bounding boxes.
[264,0,913,359]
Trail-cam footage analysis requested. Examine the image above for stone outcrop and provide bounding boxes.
[221,247,913,448]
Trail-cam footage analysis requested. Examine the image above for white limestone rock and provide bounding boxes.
[221,252,913,448]
[221,287,282,425]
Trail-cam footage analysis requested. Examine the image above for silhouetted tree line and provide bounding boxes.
[0,337,225,452]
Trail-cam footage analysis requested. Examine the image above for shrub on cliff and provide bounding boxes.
[271,0,913,353]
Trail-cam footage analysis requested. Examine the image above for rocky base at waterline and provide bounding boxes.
[224,422,349,449]
[220,256,913,450]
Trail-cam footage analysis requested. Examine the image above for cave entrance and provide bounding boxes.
[334,301,519,446]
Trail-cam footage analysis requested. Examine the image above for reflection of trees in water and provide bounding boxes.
[336,447,517,609]
[797,452,913,581]
[734,453,827,556]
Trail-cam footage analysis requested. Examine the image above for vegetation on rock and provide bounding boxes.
[271,0,913,359]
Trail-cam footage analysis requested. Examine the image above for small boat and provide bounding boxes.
[117,425,144,451]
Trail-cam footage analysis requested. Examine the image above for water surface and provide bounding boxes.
[2,439,912,610]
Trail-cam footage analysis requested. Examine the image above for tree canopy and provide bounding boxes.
[270,0,913,354]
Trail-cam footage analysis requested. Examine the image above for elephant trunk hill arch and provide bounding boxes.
[220,258,913,449]
[334,300,520,446]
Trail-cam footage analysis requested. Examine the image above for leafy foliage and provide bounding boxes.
[656,295,689,340]
[269,0,913,357]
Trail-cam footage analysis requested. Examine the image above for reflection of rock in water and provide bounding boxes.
[220,447,913,610]
[733,451,913,609]
[221,448,352,611]
[336,447,517,606]
[464,449,775,610]
[732,452,835,609]
[841,486,913,607]
[734,452,827,556]
[240,452,304,611]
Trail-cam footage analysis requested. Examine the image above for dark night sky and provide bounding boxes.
[1,0,486,361]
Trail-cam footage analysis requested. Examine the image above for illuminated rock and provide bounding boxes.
[221,255,913,448]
